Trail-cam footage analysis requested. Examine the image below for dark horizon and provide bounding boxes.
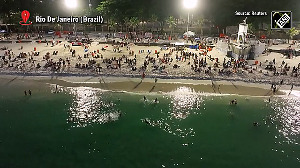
[0,0,299,27]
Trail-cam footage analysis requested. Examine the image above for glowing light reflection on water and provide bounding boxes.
[270,96,300,144]
[145,87,204,138]
[67,87,121,127]
[168,86,203,120]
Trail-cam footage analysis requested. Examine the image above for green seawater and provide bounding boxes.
[0,80,299,168]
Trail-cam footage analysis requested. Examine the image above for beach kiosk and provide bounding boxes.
[172,42,185,51]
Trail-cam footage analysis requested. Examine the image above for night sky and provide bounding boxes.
[0,0,299,27]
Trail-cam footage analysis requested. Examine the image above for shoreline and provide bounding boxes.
[1,73,296,97]
[0,70,299,86]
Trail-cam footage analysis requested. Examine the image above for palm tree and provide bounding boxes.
[123,17,130,32]
[108,19,118,33]
[195,18,205,36]
[165,16,176,37]
[84,8,100,32]
[266,23,273,37]
[248,23,256,34]
[54,24,62,32]
[1,11,22,33]
[129,17,139,32]
[148,14,158,31]
[0,13,9,32]
[286,27,299,43]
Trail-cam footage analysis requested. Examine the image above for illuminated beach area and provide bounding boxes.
[0,0,300,167]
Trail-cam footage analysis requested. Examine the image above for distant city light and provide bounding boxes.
[65,0,77,9]
[183,0,197,9]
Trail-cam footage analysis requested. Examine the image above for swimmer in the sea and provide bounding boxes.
[144,118,151,125]
[253,122,259,127]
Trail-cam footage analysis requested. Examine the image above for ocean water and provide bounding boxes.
[0,80,299,168]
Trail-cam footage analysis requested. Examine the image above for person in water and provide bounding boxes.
[230,99,237,105]
[28,90,32,96]
[253,122,259,127]
[144,96,147,101]
[154,98,158,103]
[24,90,27,96]
[118,110,122,117]
[144,118,151,125]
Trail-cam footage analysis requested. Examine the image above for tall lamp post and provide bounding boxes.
[89,0,92,10]
[65,0,78,35]
[183,0,197,33]
[88,0,96,32]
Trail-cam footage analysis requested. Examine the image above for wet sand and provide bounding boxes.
[0,75,290,96]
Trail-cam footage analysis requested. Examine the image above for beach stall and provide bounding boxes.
[171,42,185,50]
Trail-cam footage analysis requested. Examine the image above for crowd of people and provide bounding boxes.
[0,34,300,87]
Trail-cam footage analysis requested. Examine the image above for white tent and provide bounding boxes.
[171,42,185,46]
[183,31,195,37]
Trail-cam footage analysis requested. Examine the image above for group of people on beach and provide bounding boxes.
[1,32,300,88]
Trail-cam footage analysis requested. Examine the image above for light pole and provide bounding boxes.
[89,0,92,10]
[88,0,95,32]
[183,0,197,33]
[65,0,78,35]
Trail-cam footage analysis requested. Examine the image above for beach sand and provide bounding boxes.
[1,38,299,94]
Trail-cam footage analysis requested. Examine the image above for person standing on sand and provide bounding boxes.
[273,85,277,93]
[271,84,273,89]
[142,72,145,79]
[55,84,58,93]
[289,84,294,96]
[155,78,158,83]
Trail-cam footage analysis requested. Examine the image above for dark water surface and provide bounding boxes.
[0,80,299,168]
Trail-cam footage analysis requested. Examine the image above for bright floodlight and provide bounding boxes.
[65,0,77,9]
[183,0,197,9]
